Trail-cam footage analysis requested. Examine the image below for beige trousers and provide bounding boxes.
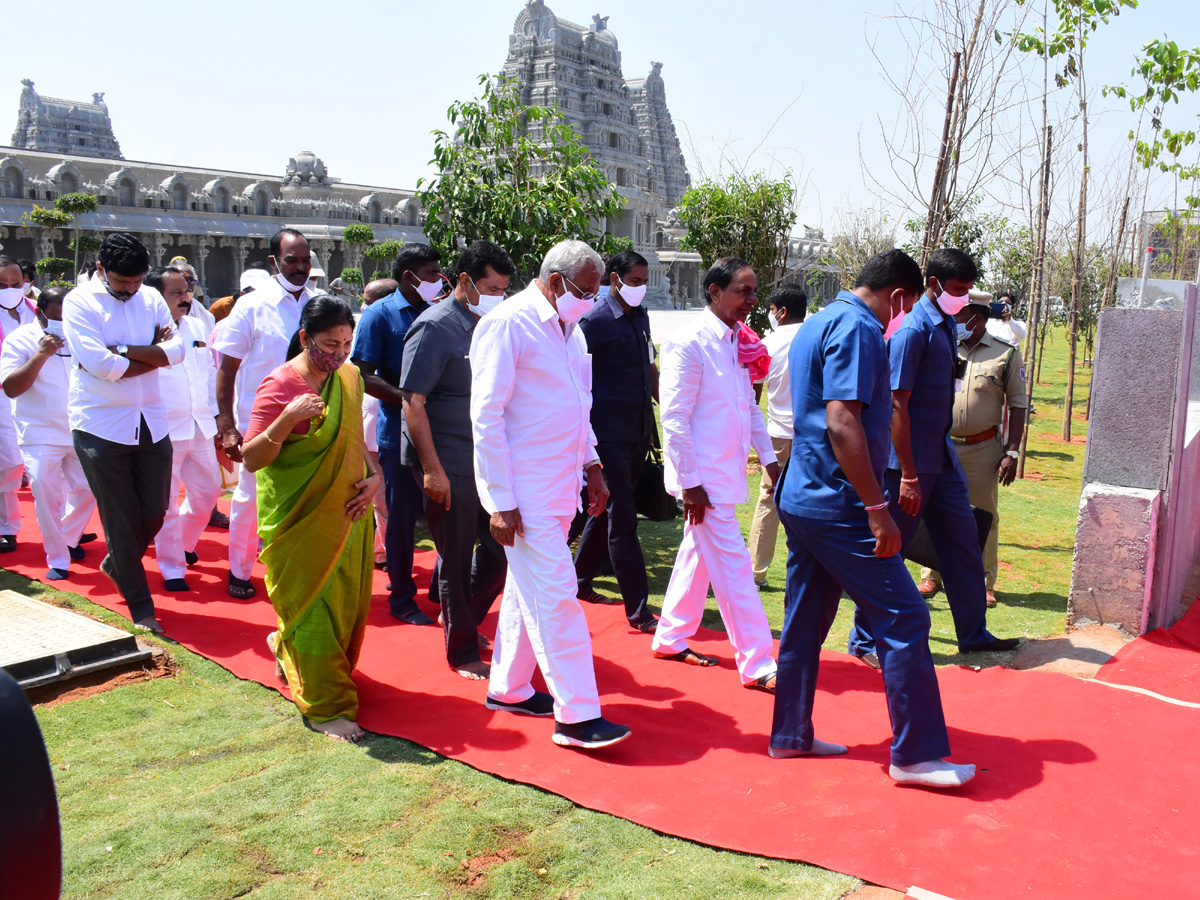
[922,436,1004,590]
[748,436,792,582]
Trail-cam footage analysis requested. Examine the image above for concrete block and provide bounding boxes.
[1069,483,1160,634]
[1084,308,1182,490]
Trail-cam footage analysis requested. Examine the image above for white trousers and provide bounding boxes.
[488,514,602,724]
[21,444,94,570]
[155,435,224,580]
[652,503,777,684]
[0,462,21,535]
[228,463,259,579]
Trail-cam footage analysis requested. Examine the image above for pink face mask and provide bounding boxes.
[306,343,348,373]
[932,280,969,316]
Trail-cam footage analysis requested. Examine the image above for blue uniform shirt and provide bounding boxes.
[778,290,893,520]
[351,289,429,451]
[886,295,956,474]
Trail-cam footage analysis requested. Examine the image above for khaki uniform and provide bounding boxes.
[923,331,1028,590]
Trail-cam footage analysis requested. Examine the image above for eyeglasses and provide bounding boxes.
[563,275,599,302]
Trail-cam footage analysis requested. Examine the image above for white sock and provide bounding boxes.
[889,759,976,787]
[769,738,848,758]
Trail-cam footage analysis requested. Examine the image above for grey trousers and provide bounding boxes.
[72,422,173,622]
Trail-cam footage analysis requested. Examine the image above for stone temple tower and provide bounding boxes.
[501,1,691,263]
[11,79,123,160]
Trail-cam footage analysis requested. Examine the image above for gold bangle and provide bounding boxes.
[264,433,281,445]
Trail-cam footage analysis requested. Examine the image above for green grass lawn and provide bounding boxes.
[23,328,1088,899]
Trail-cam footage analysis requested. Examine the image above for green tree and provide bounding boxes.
[363,239,404,282]
[416,75,623,285]
[341,224,375,289]
[675,172,797,333]
[56,192,99,277]
[1017,0,1138,441]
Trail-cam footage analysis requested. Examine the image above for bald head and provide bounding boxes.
[363,278,399,305]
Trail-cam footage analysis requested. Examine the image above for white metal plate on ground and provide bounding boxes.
[0,590,152,688]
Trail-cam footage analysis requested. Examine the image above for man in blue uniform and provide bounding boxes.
[770,249,975,788]
[351,243,448,625]
[847,249,1018,667]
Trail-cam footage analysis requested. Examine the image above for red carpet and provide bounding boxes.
[6,488,1200,900]
[1095,601,1200,703]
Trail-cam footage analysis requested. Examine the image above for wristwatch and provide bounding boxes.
[116,344,129,357]
[1005,449,1019,459]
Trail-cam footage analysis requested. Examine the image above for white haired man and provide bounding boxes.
[471,239,631,750]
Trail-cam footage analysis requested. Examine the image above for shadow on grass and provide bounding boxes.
[1026,450,1077,461]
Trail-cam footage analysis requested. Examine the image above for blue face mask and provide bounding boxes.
[956,323,970,342]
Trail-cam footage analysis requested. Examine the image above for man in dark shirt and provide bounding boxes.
[401,241,514,678]
[574,250,659,632]
[351,243,448,624]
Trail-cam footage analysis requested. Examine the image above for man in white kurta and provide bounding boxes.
[149,267,222,591]
[212,229,313,598]
[653,258,780,691]
[471,240,631,750]
[0,286,96,579]
[0,256,39,550]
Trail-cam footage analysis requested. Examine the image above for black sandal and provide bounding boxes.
[744,672,777,694]
[630,616,659,634]
[578,589,621,605]
[654,647,718,667]
[228,573,257,599]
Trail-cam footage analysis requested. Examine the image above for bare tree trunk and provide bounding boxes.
[1019,124,1053,477]
[921,52,963,268]
[1062,84,1089,443]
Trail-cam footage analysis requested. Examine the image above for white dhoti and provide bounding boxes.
[20,444,94,571]
[228,463,259,580]
[155,435,224,580]
[488,514,602,724]
[652,503,777,684]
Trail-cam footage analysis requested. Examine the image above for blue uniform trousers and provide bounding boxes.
[847,461,993,656]
[771,508,952,766]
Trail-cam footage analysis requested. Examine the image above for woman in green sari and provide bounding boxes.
[242,295,380,742]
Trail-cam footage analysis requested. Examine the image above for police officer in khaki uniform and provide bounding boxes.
[918,290,1028,607]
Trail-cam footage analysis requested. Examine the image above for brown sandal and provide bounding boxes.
[654,647,718,667]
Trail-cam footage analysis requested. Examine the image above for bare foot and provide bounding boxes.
[477,631,491,650]
[266,632,285,681]
[769,738,848,758]
[309,718,365,742]
[456,661,491,680]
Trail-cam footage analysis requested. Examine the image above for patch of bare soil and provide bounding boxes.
[1007,623,1132,679]
[27,647,177,707]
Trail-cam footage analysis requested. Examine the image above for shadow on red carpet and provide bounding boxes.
[5,489,1199,900]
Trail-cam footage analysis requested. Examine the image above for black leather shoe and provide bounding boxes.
[552,717,631,749]
[0,535,16,553]
[393,608,435,626]
[68,544,86,561]
[185,550,199,566]
[77,532,98,544]
[855,651,881,670]
[962,637,1021,653]
[485,692,555,717]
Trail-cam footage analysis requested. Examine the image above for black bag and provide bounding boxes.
[634,431,678,521]
[904,506,994,571]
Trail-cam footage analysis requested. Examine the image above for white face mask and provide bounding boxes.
[44,319,66,339]
[410,273,445,303]
[555,278,594,324]
[932,280,970,316]
[616,276,647,307]
[0,287,25,310]
[955,322,970,342]
[768,311,780,331]
[21,282,32,296]
[275,272,308,294]
[468,278,506,317]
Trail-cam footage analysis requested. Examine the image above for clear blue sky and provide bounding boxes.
[4,0,1198,233]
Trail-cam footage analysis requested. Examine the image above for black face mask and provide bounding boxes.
[101,276,135,301]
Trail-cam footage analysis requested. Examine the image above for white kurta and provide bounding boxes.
[0,320,94,568]
[155,316,222,581]
[653,309,777,683]
[470,283,602,724]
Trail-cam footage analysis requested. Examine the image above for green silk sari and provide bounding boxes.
[258,364,374,723]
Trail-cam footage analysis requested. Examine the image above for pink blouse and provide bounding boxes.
[245,363,320,442]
